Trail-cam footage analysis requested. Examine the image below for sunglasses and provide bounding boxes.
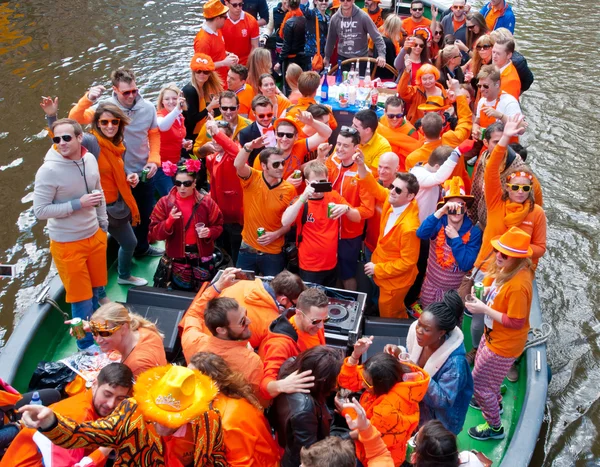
[506,183,532,192]
[467,24,476,30]
[434,30,442,35]
[476,44,492,50]
[99,118,120,127]
[341,125,358,135]
[90,322,123,338]
[220,105,238,111]
[270,160,286,169]
[392,186,403,195]
[477,83,490,89]
[52,134,73,144]
[361,371,373,389]
[452,55,462,60]
[117,89,138,97]
[340,0,353,3]
[276,131,295,139]
[412,43,424,48]
[411,7,423,11]
[299,309,331,325]
[195,70,211,75]
[174,180,194,187]
[386,113,404,119]
[229,2,243,7]
[452,5,465,9]
[494,249,509,260]
[256,112,274,119]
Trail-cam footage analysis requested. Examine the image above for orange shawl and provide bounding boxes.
[504,199,532,229]
[279,9,303,39]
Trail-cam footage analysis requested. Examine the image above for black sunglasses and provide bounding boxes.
[341,125,358,135]
[467,24,476,30]
[174,180,194,187]
[477,83,490,89]
[494,248,508,260]
[276,131,295,139]
[271,160,285,169]
[476,44,492,50]
[411,7,423,11]
[52,135,73,143]
[220,106,238,111]
[386,113,404,119]
[392,186,403,195]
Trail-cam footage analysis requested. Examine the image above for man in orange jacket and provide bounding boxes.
[377,96,420,172]
[356,153,421,319]
[2,363,132,467]
[258,288,329,401]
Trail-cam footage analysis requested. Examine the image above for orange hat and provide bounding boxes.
[274,117,302,135]
[438,176,474,208]
[331,0,340,9]
[190,53,216,72]
[490,227,533,258]
[203,0,229,19]
[134,365,218,429]
[418,95,451,112]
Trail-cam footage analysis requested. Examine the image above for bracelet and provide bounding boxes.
[212,284,222,294]
[299,196,308,204]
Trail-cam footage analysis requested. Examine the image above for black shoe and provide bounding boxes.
[469,397,503,415]
[135,246,164,257]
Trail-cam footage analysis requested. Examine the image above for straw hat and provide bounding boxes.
[134,365,218,429]
[418,95,451,112]
[490,227,533,258]
[203,0,229,19]
[437,176,474,209]
[190,53,216,72]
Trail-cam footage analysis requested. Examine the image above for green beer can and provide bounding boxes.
[71,318,87,340]
[257,227,266,238]
[327,202,335,218]
[474,282,485,300]
[140,168,150,183]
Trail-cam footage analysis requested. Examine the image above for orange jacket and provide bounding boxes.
[397,71,448,124]
[358,425,395,467]
[377,118,420,172]
[326,155,375,239]
[361,173,421,292]
[213,395,281,466]
[500,62,521,100]
[1,390,106,467]
[258,315,325,401]
[338,359,430,466]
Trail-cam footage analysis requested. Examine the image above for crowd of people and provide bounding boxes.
[3,0,548,465]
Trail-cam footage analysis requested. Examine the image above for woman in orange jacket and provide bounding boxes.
[398,63,448,124]
[337,336,430,466]
[189,352,281,467]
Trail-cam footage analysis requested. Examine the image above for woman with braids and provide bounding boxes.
[188,352,280,467]
[386,290,473,435]
[149,158,223,291]
[338,338,430,466]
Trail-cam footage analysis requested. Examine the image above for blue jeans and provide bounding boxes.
[108,220,138,279]
[236,248,285,276]
[132,176,156,254]
[72,286,101,349]
[153,167,174,198]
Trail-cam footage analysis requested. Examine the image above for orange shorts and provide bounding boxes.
[378,285,411,319]
[50,229,108,303]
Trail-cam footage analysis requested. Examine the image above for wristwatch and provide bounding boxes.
[243,143,252,152]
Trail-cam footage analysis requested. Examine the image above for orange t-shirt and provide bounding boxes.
[164,424,196,467]
[483,268,533,358]
[401,17,431,36]
[122,327,168,377]
[222,11,260,66]
[193,27,228,83]
[295,191,350,271]
[484,4,505,30]
[289,315,326,351]
[240,167,296,253]
[249,94,291,119]
[252,138,310,183]
[234,84,255,117]
[363,7,384,27]
[452,18,466,33]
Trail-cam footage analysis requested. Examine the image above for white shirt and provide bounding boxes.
[384,203,409,236]
[476,92,522,121]
[257,122,276,147]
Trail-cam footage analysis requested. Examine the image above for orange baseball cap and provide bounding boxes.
[190,53,216,72]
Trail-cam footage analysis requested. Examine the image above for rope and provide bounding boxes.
[523,322,552,351]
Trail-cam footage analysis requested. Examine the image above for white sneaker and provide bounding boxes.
[117,276,148,286]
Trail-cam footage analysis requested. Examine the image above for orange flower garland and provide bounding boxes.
[435,227,471,269]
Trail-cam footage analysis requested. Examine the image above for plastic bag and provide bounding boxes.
[28,361,76,396]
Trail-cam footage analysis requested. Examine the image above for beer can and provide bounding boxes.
[327,202,335,218]
[71,318,87,340]
[257,227,266,238]
[480,127,486,140]
[141,168,150,183]
[292,169,302,179]
[405,434,417,463]
[474,282,485,300]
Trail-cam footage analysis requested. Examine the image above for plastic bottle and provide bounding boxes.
[364,61,372,88]
[335,59,343,85]
[321,68,329,102]
[370,81,379,110]
[30,391,43,406]
[348,83,357,106]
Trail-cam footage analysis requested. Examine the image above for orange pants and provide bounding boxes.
[50,229,108,303]
[378,285,411,319]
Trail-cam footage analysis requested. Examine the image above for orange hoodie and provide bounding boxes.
[338,359,430,466]
[358,425,395,467]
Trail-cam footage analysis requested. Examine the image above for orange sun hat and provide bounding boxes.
[134,365,218,429]
[490,226,533,258]
[190,53,216,72]
[203,0,229,18]
[418,95,451,112]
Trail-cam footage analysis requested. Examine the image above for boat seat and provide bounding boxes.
[363,317,413,361]
[124,286,196,362]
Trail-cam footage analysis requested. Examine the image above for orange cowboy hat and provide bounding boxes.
[490,226,533,259]
[418,95,451,112]
[203,0,229,19]
[274,117,302,135]
[134,365,218,429]
[437,176,474,209]
[190,53,216,72]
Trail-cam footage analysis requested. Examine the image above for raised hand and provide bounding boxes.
[87,85,106,102]
[276,370,315,394]
[40,96,59,116]
[316,142,332,160]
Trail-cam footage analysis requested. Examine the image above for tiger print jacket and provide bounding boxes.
[41,398,228,466]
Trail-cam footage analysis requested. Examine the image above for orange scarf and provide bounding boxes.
[504,199,532,229]
[279,9,303,39]
[91,130,140,226]
[435,227,471,269]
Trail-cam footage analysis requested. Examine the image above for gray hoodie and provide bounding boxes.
[33,146,108,242]
[324,5,386,60]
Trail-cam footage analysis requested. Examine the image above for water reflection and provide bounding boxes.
[0,0,599,464]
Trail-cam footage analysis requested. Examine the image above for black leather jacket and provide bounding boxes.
[270,391,332,467]
[281,13,307,58]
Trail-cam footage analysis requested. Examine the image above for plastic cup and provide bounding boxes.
[195,223,206,237]
[465,294,477,304]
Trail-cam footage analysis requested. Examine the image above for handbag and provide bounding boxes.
[311,16,324,72]
[106,195,131,220]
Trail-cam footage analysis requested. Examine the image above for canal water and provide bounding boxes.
[0,0,598,464]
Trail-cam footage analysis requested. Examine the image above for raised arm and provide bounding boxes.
[234,136,264,178]
[297,111,332,150]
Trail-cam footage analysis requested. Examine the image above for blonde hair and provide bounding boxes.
[190,70,224,100]
[490,27,514,43]
[383,14,402,41]
[471,35,495,77]
[440,44,460,67]
[486,256,532,289]
[247,48,272,92]
[285,63,303,91]
[157,83,187,112]
[92,302,165,339]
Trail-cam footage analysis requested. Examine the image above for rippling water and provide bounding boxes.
[0,0,599,464]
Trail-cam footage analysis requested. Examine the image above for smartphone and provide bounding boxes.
[234,270,256,281]
[0,264,16,278]
[312,181,333,193]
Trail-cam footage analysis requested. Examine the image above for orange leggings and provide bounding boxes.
[50,229,108,303]
[378,285,411,319]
